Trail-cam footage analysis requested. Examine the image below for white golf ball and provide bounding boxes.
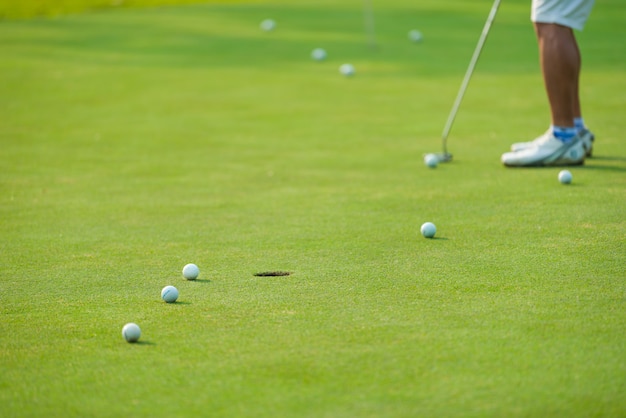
[122,323,141,343]
[182,263,200,280]
[339,63,355,77]
[408,29,423,43]
[558,170,572,184]
[420,222,436,238]
[311,48,327,61]
[161,285,179,303]
[424,153,438,168]
[260,19,276,32]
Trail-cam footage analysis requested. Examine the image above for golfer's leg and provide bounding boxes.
[534,22,579,127]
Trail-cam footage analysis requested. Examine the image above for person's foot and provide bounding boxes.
[502,133,586,167]
[511,128,595,157]
[510,129,550,152]
[579,128,595,157]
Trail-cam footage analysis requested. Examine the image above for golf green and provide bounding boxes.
[1,0,625,416]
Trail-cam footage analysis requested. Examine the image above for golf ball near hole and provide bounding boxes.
[558,170,572,184]
[339,63,355,77]
[421,222,437,238]
[122,323,141,343]
[424,153,438,168]
[408,29,423,43]
[182,263,200,280]
[260,19,276,31]
[311,48,327,61]
[161,285,179,303]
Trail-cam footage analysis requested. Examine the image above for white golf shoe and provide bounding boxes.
[501,132,586,167]
[511,128,595,157]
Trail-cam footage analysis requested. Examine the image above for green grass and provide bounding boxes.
[1,0,625,416]
[0,0,251,19]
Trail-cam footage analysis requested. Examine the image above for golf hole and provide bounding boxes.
[254,271,292,277]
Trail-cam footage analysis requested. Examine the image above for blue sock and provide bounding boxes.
[574,117,586,132]
[552,125,577,142]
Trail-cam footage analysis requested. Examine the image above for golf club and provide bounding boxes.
[433,0,502,162]
[363,0,377,49]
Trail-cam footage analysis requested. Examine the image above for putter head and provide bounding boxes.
[423,152,452,163]
[436,152,453,163]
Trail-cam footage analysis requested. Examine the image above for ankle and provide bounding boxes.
[574,117,586,132]
[551,125,577,142]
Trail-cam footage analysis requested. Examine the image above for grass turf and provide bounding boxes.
[0,0,251,19]
[1,0,625,416]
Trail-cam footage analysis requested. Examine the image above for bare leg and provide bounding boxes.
[534,22,580,126]
[572,33,582,119]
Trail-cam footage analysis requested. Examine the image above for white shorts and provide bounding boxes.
[531,0,595,31]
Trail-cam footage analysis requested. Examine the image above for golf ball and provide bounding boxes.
[182,263,200,280]
[122,323,141,343]
[161,285,179,303]
[420,222,436,238]
[408,29,423,43]
[558,170,572,184]
[311,48,327,61]
[260,19,276,32]
[339,63,355,77]
[424,153,438,168]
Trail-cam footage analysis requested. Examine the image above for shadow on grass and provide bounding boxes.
[584,154,626,172]
[500,156,626,173]
[133,340,156,346]
[589,155,626,162]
